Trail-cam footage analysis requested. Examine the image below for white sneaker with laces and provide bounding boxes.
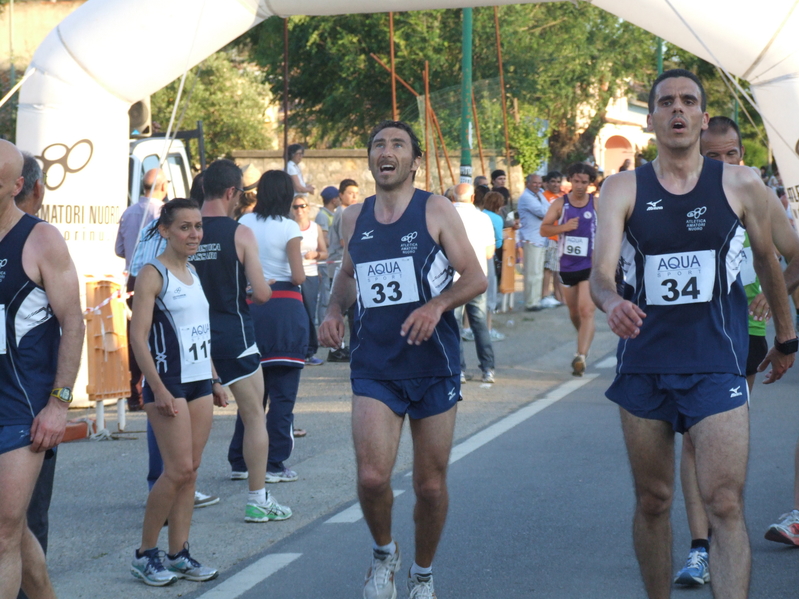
[363,545,401,599]
[194,491,219,508]
[407,572,437,599]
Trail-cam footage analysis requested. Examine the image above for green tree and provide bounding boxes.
[151,50,272,161]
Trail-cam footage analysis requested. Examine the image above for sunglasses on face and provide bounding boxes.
[292,204,308,210]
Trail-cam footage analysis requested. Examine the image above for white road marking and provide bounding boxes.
[196,553,301,599]
[448,374,600,465]
[595,356,617,369]
[325,490,405,524]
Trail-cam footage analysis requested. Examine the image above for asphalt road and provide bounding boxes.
[45,301,799,599]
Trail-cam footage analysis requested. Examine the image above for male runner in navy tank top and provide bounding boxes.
[0,140,85,599]
[191,159,292,523]
[590,69,797,599]
[319,121,487,599]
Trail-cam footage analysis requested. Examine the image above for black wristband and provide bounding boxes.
[211,377,223,386]
[774,337,799,355]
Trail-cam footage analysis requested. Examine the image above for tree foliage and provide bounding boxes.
[151,50,272,161]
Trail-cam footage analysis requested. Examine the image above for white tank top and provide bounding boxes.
[299,222,319,277]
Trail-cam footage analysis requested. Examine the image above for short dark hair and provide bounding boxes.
[544,171,563,182]
[203,159,241,200]
[147,198,200,239]
[648,68,707,113]
[491,169,506,182]
[566,162,597,182]
[704,115,742,150]
[339,178,358,195]
[253,170,294,221]
[494,186,510,202]
[189,172,205,207]
[367,120,423,160]
[286,144,304,161]
[473,184,490,209]
[15,152,42,205]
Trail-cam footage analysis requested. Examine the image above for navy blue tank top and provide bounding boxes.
[348,190,460,379]
[0,214,60,425]
[190,217,257,360]
[616,157,747,375]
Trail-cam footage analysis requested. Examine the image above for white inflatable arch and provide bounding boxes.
[16,0,799,279]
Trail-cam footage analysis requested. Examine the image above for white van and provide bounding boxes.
[128,138,192,205]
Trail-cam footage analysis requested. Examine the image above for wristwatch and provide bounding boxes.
[50,387,73,404]
[774,337,799,355]
[211,377,223,386]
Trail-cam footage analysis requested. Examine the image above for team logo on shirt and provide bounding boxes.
[730,386,743,398]
[646,200,663,211]
[173,286,186,300]
[361,230,374,240]
[401,231,418,255]
[686,206,707,231]
[0,258,6,283]
[584,211,593,219]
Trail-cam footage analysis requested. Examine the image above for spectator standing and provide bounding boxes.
[237,171,308,483]
[315,186,340,324]
[482,191,506,341]
[542,171,565,307]
[286,144,315,198]
[491,169,507,189]
[291,196,328,365]
[517,173,550,311]
[473,175,489,188]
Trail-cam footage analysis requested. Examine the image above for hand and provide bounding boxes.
[30,398,68,452]
[563,217,580,232]
[212,383,228,408]
[319,312,346,348]
[748,293,770,322]
[400,302,444,345]
[304,250,318,260]
[758,346,796,384]
[605,297,646,339]
[154,388,178,417]
[308,185,316,194]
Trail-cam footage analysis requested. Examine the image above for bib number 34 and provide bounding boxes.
[644,250,715,306]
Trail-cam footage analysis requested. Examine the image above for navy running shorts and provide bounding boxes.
[214,352,261,386]
[605,372,748,434]
[352,374,462,419]
[0,424,31,455]
[143,379,213,404]
[745,335,768,378]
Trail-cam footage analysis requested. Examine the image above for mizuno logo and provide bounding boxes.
[361,230,374,240]
[646,200,663,211]
[448,388,457,401]
[730,386,742,398]
[687,207,707,219]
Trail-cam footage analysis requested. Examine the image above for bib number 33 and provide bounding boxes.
[356,257,420,308]
[644,250,715,306]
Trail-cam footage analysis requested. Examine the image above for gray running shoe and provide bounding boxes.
[165,543,219,582]
[265,468,299,483]
[571,355,586,377]
[131,548,177,587]
[408,572,437,599]
[481,370,495,384]
[363,545,401,599]
[230,470,248,480]
[194,491,220,508]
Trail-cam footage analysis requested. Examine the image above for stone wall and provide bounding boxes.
[231,148,524,206]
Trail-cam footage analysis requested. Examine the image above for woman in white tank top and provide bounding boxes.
[292,198,327,364]
[129,198,226,586]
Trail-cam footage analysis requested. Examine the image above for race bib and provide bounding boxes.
[563,236,588,257]
[0,305,5,354]
[644,250,715,305]
[739,246,757,287]
[180,322,211,365]
[356,257,419,308]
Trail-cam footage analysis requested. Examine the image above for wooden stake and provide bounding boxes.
[424,61,431,192]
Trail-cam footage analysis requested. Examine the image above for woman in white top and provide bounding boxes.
[129,198,226,586]
[286,144,316,198]
[237,171,308,482]
[291,198,328,364]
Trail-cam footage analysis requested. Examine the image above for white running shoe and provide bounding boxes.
[765,509,799,546]
[164,543,219,582]
[194,491,220,508]
[408,572,437,599]
[244,491,293,522]
[230,470,248,480]
[489,328,506,341]
[131,548,177,586]
[265,468,299,483]
[363,545,401,599]
[540,296,561,308]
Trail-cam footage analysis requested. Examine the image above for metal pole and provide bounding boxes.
[424,61,431,191]
[494,6,512,196]
[389,12,397,120]
[460,8,473,183]
[656,37,663,76]
[471,94,487,178]
[9,0,14,87]
[283,18,289,170]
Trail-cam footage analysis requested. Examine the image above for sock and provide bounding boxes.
[410,562,432,578]
[373,540,396,556]
[690,538,710,552]
[249,488,267,505]
[167,550,179,560]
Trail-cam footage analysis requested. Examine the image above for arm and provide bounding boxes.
[588,173,646,339]
[129,265,178,417]
[769,189,799,294]
[539,199,577,237]
[318,204,362,348]
[315,223,328,261]
[290,174,315,195]
[26,225,85,452]
[400,196,488,345]
[286,236,306,286]
[115,213,127,258]
[236,224,272,304]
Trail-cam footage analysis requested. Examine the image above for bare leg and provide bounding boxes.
[409,405,457,568]
[229,373,268,492]
[0,446,48,599]
[619,408,675,599]
[542,269,552,299]
[575,281,596,356]
[352,396,404,546]
[690,404,750,599]
[680,433,709,541]
[20,527,54,599]
[562,285,580,331]
[553,274,565,303]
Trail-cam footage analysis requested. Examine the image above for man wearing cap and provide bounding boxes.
[316,186,341,325]
[235,164,262,218]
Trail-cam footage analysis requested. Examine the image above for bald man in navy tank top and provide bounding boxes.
[590,69,797,599]
[320,121,486,599]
